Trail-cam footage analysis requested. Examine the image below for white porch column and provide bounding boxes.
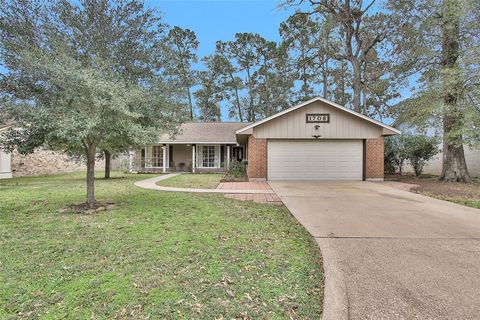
[192,144,196,173]
[162,144,167,173]
[226,145,230,168]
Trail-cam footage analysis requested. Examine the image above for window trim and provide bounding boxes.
[145,145,169,169]
[197,145,221,169]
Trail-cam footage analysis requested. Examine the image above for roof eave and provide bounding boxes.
[156,141,239,145]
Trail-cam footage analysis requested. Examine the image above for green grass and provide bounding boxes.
[0,172,323,319]
[157,173,223,189]
[444,198,480,209]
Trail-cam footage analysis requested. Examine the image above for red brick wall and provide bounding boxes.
[247,135,267,179]
[365,137,384,180]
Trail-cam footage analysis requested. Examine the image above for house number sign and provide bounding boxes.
[306,113,330,123]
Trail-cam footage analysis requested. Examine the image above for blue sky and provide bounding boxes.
[149,0,314,120]
[151,0,294,59]
[148,1,405,124]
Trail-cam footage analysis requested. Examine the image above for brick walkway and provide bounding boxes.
[223,193,282,204]
[217,181,272,190]
[217,181,282,204]
[135,174,282,205]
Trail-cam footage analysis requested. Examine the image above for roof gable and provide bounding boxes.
[236,97,400,136]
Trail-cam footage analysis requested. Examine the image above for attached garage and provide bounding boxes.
[267,140,363,180]
[237,97,400,181]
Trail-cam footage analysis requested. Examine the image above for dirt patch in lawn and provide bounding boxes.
[57,201,116,214]
[385,174,480,209]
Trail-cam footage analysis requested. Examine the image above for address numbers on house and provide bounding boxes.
[306,113,330,123]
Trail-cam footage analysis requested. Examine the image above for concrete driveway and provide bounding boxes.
[269,181,480,320]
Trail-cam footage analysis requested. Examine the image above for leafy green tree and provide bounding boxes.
[0,0,180,207]
[384,136,408,175]
[222,33,262,121]
[280,13,335,102]
[214,41,245,121]
[403,135,440,177]
[164,26,199,120]
[254,38,294,116]
[388,0,479,182]
[280,14,319,101]
[331,59,352,107]
[194,56,223,121]
[2,0,170,179]
[284,0,393,113]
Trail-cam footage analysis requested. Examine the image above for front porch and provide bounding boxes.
[131,143,246,173]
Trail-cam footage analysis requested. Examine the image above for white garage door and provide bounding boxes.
[267,140,363,180]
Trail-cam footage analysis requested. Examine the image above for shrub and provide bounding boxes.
[227,159,246,179]
[403,135,439,177]
[384,136,408,174]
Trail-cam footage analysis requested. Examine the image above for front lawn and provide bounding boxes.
[386,174,480,209]
[0,172,323,319]
[157,173,223,189]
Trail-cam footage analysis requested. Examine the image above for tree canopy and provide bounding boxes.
[0,0,183,206]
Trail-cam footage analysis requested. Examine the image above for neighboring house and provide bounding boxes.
[0,122,106,179]
[132,97,400,181]
[9,149,105,177]
[0,123,13,179]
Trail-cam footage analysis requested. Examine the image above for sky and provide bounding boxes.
[150,0,294,59]
[146,0,309,120]
[147,0,403,124]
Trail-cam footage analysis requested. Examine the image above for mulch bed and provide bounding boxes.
[385,174,480,200]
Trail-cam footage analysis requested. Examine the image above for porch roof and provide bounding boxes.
[157,122,250,144]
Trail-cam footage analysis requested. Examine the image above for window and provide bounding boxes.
[151,145,163,167]
[202,146,216,168]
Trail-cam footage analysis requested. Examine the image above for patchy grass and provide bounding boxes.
[0,172,323,319]
[157,173,223,189]
[386,174,480,209]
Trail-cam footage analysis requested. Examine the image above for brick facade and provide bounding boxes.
[11,149,105,177]
[247,135,267,179]
[365,137,384,180]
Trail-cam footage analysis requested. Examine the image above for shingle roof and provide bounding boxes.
[158,122,250,144]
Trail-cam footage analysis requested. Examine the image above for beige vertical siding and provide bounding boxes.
[171,144,192,169]
[253,101,383,139]
[0,150,12,179]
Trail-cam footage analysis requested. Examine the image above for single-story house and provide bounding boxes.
[132,97,401,181]
[0,122,108,179]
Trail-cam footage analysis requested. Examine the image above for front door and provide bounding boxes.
[232,146,244,162]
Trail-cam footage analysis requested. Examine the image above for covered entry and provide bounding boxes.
[267,140,363,180]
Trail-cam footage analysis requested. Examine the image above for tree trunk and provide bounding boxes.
[351,60,362,113]
[322,60,328,99]
[104,150,111,179]
[439,0,471,183]
[340,60,346,105]
[233,88,243,122]
[187,87,194,120]
[362,85,368,115]
[86,144,96,207]
[245,67,255,122]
